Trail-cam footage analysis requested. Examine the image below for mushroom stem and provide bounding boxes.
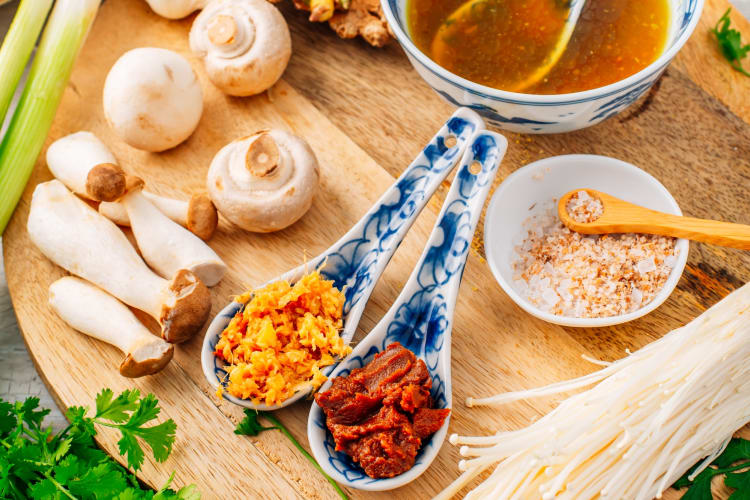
[121,179,227,287]
[49,277,174,377]
[207,14,238,45]
[245,132,280,176]
[99,192,218,240]
[47,132,218,240]
[28,180,211,343]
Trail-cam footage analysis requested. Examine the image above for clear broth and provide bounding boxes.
[407,0,671,94]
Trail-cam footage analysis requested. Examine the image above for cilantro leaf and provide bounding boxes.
[712,8,750,77]
[28,478,57,500]
[0,400,15,436]
[234,410,348,500]
[675,437,750,499]
[678,467,717,500]
[234,409,276,436]
[726,470,750,500]
[714,438,750,468]
[95,388,140,423]
[1,390,199,499]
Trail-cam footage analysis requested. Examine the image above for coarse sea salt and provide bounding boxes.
[511,193,678,319]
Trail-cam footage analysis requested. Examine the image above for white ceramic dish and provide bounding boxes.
[381,0,704,133]
[484,154,689,327]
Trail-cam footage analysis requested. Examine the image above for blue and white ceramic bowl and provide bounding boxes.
[381,0,704,133]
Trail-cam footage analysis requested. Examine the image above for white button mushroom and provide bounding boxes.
[49,277,174,377]
[206,129,320,232]
[27,180,211,343]
[47,131,218,240]
[144,0,209,19]
[189,0,292,96]
[113,175,227,286]
[103,48,203,152]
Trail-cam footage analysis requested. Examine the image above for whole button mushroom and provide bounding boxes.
[144,0,209,19]
[207,129,319,232]
[103,48,203,152]
[189,0,292,96]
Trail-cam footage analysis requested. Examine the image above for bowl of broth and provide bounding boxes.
[382,0,703,133]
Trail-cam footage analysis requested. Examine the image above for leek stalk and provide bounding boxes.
[0,0,100,234]
[0,0,53,126]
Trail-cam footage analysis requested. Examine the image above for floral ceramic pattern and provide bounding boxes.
[201,109,484,411]
[308,131,507,490]
[383,0,703,133]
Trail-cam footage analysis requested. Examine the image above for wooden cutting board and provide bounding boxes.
[4,0,750,498]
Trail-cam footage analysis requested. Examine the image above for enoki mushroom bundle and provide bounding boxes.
[438,282,750,500]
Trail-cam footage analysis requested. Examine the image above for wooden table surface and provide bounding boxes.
[3,0,750,498]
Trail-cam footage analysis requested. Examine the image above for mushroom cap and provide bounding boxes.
[85,163,126,202]
[103,48,203,152]
[206,129,320,232]
[187,193,219,240]
[47,131,118,197]
[189,0,292,96]
[159,269,212,343]
[145,0,209,19]
[119,341,174,377]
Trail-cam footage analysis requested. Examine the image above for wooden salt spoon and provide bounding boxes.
[558,189,750,250]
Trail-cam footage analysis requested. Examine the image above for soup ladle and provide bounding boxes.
[307,130,507,490]
[432,0,586,92]
[201,108,484,411]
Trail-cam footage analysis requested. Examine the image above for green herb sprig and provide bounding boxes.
[235,409,349,500]
[712,8,750,77]
[673,437,750,499]
[0,389,199,499]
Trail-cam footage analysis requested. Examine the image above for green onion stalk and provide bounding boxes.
[0,0,100,234]
[0,0,53,125]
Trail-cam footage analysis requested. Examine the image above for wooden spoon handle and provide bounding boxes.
[618,212,750,250]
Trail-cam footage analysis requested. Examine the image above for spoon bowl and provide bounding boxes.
[308,130,507,491]
[201,108,484,411]
[559,188,750,250]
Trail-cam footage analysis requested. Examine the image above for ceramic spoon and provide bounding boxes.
[433,0,585,92]
[308,130,507,491]
[559,189,750,250]
[201,108,484,410]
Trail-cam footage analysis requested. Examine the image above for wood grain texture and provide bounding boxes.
[2,0,750,498]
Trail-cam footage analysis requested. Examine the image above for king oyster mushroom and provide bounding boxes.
[46,131,125,202]
[105,174,227,286]
[99,192,218,241]
[103,48,203,152]
[207,129,319,232]
[144,0,209,19]
[47,131,218,240]
[189,0,292,96]
[27,180,211,343]
[49,277,174,377]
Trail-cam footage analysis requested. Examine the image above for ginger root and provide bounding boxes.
[284,0,391,47]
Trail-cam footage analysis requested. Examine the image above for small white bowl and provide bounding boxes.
[484,154,689,327]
